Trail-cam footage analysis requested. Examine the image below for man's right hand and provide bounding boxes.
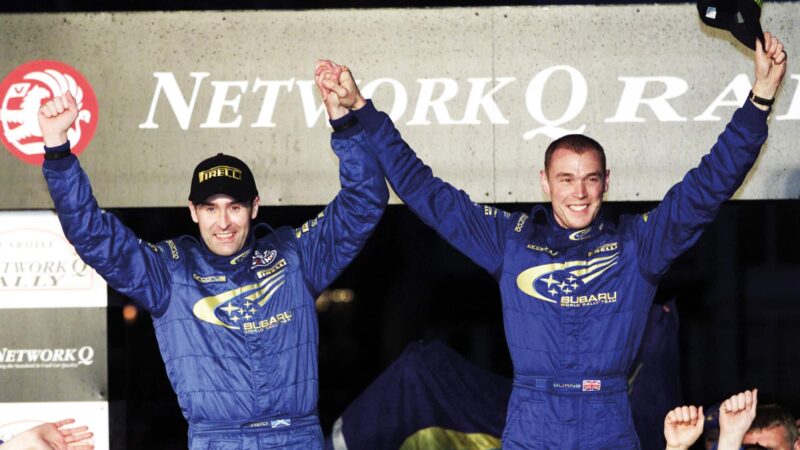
[664,405,704,450]
[752,32,787,108]
[37,92,78,148]
[717,389,757,450]
[315,59,366,120]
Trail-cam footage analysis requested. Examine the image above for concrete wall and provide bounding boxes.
[0,4,798,207]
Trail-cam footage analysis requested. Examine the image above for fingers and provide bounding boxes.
[762,31,772,53]
[39,93,74,118]
[53,418,76,428]
[65,91,78,109]
[723,389,758,413]
[668,405,701,424]
[315,59,341,77]
[65,430,93,443]
[314,72,330,100]
[340,66,354,84]
[40,99,58,118]
[62,425,89,436]
[68,444,94,450]
[772,40,786,65]
[315,59,335,76]
[321,79,348,99]
[762,33,787,65]
[752,388,758,410]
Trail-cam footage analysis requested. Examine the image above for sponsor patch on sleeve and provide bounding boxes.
[165,240,180,260]
[514,214,528,233]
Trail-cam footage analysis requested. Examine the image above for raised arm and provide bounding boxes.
[293,61,389,296]
[664,405,704,450]
[635,33,787,279]
[717,389,758,450]
[39,92,170,315]
[316,60,513,278]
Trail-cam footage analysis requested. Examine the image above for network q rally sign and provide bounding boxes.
[0,211,106,306]
[0,211,108,448]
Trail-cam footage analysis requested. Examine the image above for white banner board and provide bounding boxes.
[0,211,107,308]
[0,4,798,207]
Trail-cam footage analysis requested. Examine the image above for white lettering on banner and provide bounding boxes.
[139,72,210,130]
[407,78,461,125]
[694,74,751,122]
[0,346,95,366]
[137,71,800,131]
[0,259,89,288]
[361,78,408,121]
[523,66,588,140]
[199,81,248,128]
[251,78,294,128]
[776,75,800,121]
[605,77,688,123]
[461,77,515,125]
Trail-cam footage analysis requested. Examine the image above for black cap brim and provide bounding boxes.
[698,0,765,50]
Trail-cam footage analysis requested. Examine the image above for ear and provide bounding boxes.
[540,169,551,195]
[251,196,260,220]
[188,202,199,224]
[603,169,610,194]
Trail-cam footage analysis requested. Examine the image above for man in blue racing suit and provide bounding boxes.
[37,65,388,449]
[316,32,787,449]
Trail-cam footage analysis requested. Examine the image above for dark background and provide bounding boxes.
[3,1,799,448]
[107,200,800,449]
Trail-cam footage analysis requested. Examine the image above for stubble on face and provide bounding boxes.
[189,195,259,256]
[540,148,609,230]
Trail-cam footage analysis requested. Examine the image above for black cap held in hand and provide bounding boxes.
[188,153,258,204]
[698,0,765,50]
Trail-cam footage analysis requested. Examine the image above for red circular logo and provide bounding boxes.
[0,60,98,165]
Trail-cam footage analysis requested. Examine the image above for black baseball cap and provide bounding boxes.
[698,0,765,50]
[188,153,258,204]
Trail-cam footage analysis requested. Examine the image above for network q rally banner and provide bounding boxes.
[0,211,108,449]
[0,4,798,209]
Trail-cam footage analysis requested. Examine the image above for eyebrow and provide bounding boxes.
[554,171,604,178]
[198,200,245,207]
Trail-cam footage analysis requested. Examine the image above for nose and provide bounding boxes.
[573,181,587,198]
[218,209,231,228]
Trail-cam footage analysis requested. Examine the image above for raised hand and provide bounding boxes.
[315,59,348,120]
[752,32,787,101]
[717,389,758,450]
[314,59,366,120]
[37,92,79,148]
[314,59,343,102]
[664,405,704,450]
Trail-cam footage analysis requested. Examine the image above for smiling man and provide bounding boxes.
[187,153,261,256]
[317,31,787,450]
[37,66,388,448]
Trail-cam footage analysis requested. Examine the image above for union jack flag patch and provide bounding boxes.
[582,379,601,391]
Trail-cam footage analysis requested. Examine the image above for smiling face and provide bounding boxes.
[189,194,259,256]
[540,147,609,230]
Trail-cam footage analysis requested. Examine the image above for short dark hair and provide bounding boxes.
[749,404,798,444]
[544,134,607,174]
